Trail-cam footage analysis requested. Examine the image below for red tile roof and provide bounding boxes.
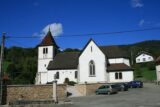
[38,31,59,48]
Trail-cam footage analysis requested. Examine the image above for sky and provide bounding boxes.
[0,0,160,49]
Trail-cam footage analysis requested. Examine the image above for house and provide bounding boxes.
[35,30,134,84]
[136,51,154,63]
[155,56,160,84]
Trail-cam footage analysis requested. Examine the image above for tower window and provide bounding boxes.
[43,48,48,54]
[46,48,48,54]
[43,48,45,54]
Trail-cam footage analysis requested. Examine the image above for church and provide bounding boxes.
[35,30,134,84]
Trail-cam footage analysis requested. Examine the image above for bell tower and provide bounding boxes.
[36,29,59,84]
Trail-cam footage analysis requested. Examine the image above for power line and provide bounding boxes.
[6,27,160,39]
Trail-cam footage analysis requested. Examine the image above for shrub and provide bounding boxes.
[68,81,77,86]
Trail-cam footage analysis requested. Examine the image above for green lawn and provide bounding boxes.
[134,67,156,81]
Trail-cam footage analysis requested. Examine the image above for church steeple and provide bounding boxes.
[38,30,59,48]
[36,29,59,84]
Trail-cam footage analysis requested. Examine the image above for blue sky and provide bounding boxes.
[0,0,160,49]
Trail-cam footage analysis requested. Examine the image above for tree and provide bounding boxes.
[6,63,17,81]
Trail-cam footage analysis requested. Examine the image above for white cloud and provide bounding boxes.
[37,23,63,38]
[131,0,144,8]
[42,23,63,36]
[139,19,145,27]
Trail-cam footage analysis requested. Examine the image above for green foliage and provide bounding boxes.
[134,64,143,78]
[68,81,77,86]
[63,48,80,52]
[4,47,37,85]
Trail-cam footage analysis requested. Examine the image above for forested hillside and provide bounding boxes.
[2,40,160,84]
[3,47,37,84]
[119,40,160,81]
[120,40,160,61]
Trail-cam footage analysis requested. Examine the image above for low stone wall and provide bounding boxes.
[75,83,106,96]
[6,84,66,104]
[75,84,86,95]
[85,83,106,95]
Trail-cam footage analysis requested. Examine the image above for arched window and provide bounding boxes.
[115,72,118,79]
[89,60,95,76]
[56,72,59,79]
[119,72,122,79]
[115,72,122,79]
[75,71,78,78]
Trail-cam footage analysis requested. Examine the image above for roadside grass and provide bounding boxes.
[134,67,156,81]
[141,68,156,81]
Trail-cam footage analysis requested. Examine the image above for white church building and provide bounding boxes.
[35,30,134,84]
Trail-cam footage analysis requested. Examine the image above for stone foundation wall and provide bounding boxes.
[6,84,66,104]
[75,83,106,96]
[75,84,86,95]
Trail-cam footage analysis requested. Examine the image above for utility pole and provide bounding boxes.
[0,33,5,105]
[131,49,134,66]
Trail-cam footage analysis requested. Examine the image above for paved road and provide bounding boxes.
[57,83,160,107]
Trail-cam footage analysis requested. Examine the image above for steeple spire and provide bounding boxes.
[48,25,51,32]
[38,25,59,48]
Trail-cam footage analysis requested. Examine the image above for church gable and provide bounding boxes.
[79,39,105,59]
[78,39,107,83]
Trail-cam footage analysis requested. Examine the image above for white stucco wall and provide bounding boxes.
[38,59,52,73]
[156,65,160,81]
[78,40,107,84]
[36,46,54,84]
[109,58,130,66]
[108,71,133,83]
[38,72,48,84]
[38,46,54,59]
[47,69,78,84]
[136,54,154,63]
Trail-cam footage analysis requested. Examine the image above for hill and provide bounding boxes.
[120,40,160,61]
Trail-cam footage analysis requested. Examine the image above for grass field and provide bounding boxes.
[134,65,156,81]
